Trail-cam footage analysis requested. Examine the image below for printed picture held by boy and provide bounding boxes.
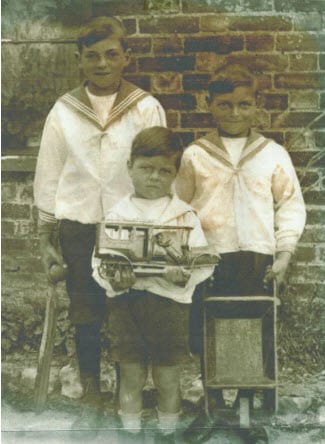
[33,16,166,434]
[176,64,306,444]
[92,127,214,443]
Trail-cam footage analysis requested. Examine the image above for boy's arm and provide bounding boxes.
[268,148,307,287]
[34,109,67,281]
[175,149,196,203]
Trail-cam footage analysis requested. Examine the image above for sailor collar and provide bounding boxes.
[59,79,149,130]
[195,130,270,169]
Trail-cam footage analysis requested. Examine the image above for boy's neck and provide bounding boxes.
[86,79,121,96]
[217,129,249,138]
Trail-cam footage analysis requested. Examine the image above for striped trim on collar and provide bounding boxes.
[195,130,270,169]
[59,79,150,129]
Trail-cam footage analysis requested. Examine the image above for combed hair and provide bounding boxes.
[208,64,258,99]
[130,127,184,170]
[77,16,128,52]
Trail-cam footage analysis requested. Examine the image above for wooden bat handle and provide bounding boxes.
[34,284,58,413]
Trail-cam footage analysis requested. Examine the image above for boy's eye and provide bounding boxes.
[216,102,231,109]
[239,102,254,109]
[161,168,172,175]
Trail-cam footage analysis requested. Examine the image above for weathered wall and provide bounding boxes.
[2,0,325,367]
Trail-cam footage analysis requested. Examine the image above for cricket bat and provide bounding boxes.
[34,265,67,413]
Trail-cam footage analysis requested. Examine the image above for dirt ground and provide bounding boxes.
[2,352,325,444]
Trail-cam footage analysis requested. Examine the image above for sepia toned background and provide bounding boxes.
[2,0,325,386]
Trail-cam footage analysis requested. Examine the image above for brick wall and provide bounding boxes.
[2,0,325,301]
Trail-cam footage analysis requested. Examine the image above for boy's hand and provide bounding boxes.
[165,267,191,287]
[110,266,136,292]
[263,251,292,292]
[40,234,67,284]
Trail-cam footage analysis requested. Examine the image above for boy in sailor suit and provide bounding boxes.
[175,63,306,443]
[33,16,166,432]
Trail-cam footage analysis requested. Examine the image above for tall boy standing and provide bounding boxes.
[34,16,166,429]
[176,64,306,442]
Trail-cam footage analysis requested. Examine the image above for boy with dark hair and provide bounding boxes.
[34,16,166,432]
[176,64,306,443]
[92,126,214,443]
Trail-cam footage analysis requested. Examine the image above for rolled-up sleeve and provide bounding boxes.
[272,152,306,253]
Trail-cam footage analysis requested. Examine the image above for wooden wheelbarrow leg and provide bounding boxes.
[34,284,58,413]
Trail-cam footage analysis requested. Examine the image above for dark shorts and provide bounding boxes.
[108,290,190,366]
[190,251,273,354]
[59,219,107,326]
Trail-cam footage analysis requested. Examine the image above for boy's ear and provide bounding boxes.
[123,48,132,67]
[206,95,212,107]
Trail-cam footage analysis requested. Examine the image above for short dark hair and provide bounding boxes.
[77,16,128,52]
[130,127,184,170]
[208,64,258,100]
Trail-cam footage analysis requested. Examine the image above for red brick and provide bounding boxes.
[200,15,232,32]
[320,92,325,110]
[181,113,214,128]
[229,16,292,31]
[184,36,244,54]
[315,131,325,148]
[2,221,15,237]
[274,0,325,13]
[246,34,274,51]
[16,220,37,237]
[260,93,288,110]
[152,73,182,93]
[306,209,325,225]
[19,185,34,203]
[237,0,273,11]
[290,264,325,283]
[127,38,151,54]
[122,19,137,36]
[196,53,224,72]
[183,74,210,91]
[289,54,318,71]
[178,132,195,147]
[320,53,325,70]
[2,238,30,252]
[294,13,322,31]
[139,17,199,34]
[261,131,284,145]
[276,33,324,52]
[285,131,315,151]
[298,172,320,188]
[139,56,195,72]
[166,112,179,128]
[288,150,320,166]
[154,94,196,110]
[303,191,325,206]
[153,37,183,54]
[272,112,324,129]
[289,91,319,110]
[275,73,324,89]
[144,0,180,12]
[124,75,151,91]
[2,203,31,220]
[183,0,241,13]
[2,183,18,202]
[295,246,316,262]
[93,0,144,16]
[225,54,288,72]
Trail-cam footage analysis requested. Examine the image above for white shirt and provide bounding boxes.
[92,194,214,303]
[34,80,166,224]
[175,131,306,255]
[86,88,117,126]
[221,136,246,166]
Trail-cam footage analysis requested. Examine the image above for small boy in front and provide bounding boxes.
[176,64,306,443]
[93,126,213,443]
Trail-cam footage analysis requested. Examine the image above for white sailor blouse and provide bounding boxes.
[34,80,166,224]
[175,130,306,255]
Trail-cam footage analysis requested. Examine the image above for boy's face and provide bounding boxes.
[208,86,256,137]
[128,155,178,200]
[77,37,130,95]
